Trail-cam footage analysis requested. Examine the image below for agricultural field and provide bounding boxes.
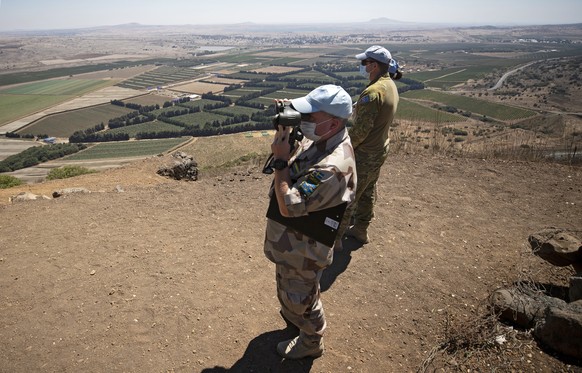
[250,66,304,74]
[261,88,311,100]
[122,94,168,106]
[117,66,203,90]
[170,112,230,127]
[0,138,38,161]
[64,137,191,160]
[202,77,247,85]
[221,87,264,99]
[1,79,112,96]
[107,122,185,138]
[171,81,229,94]
[0,79,114,126]
[395,99,465,123]
[17,104,134,138]
[284,70,337,83]
[223,72,271,80]
[402,89,536,121]
[210,106,262,117]
[177,99,227,110]
[0,94,72,125]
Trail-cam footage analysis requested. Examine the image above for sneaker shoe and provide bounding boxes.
[277,335,324,359]
[345,224,370,244]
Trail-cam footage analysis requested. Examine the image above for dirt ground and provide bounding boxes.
[1,153,581,373]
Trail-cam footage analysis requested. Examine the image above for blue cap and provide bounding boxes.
[355,45,392,64]
[290,85,353,119]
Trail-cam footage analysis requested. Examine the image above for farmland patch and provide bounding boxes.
[18,104,134,138]
[171,112,230,127]
[395,99,465,123]
[250,66,304,74]
[0,94,71,126]
[108,122,185,138]
[171,81,229,95]
[1,79,111,96]
[402,90,536,121]
[64,137,191,160]
[122,94,168,106]
[202,77,247,85]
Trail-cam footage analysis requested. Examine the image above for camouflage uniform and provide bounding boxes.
[340,73,399,235]
[264,128,356,340]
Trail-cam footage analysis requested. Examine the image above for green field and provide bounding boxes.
[0,94,71,125]
[395,99,465,123]
[285,71,336,83]
[1,79,111,95]
[64,137,191,160]
[178,99,228,110]
[171,112,230,127]
[402,90,536,121]
[211,106,262,116]
[108,122,185,137]
[18,104,133,137]
[261,88,311,100]
[0,79,114,126]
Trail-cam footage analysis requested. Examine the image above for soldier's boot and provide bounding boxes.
[346,223,370,244]
[277,332,324,359]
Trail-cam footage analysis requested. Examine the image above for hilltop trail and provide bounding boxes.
[0,154,581,372]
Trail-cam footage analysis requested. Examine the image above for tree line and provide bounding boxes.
[0,143,86,172]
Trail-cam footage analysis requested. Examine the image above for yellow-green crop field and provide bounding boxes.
[0,79,111,95]
[395,99,465,123]
[0,79,112,125]
[65,137,191,160]
[0,94,70,125]
[402,90,536,121]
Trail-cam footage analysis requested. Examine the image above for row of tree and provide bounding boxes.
[0,143,86,172]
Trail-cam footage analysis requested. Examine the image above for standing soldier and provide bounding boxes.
[340,45,401,245]
[264,85,356,359]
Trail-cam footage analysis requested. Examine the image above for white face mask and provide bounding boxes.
[299,118,332,142]
[359,64,370,79]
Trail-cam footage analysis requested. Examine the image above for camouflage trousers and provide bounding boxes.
[276,264,326,338]
[338,149,388,236]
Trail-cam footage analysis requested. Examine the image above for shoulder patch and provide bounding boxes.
[298,171,325,197]
[359,95,370,104]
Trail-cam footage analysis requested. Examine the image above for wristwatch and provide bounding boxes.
[273,159,288,170]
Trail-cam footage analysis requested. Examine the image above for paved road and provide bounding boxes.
[488,61,538,91]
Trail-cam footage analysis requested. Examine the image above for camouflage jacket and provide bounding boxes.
[264,128,356,269]
[350,74,399,155]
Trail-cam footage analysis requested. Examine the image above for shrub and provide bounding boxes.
[0,175,23,189]
[46,166,97,180]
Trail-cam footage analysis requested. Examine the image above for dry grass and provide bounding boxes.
[388,118,581,165]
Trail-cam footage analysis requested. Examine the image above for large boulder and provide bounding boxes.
[490,228,582,360]
[528,228,582,268]
[534,303,582,359]
[157,152,198,181]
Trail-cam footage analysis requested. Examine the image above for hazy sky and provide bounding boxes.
[0,0,580,31]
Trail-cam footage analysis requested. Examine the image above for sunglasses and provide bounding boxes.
[361,60,376,66]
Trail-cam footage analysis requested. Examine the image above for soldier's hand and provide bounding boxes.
[271,125,291,160]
